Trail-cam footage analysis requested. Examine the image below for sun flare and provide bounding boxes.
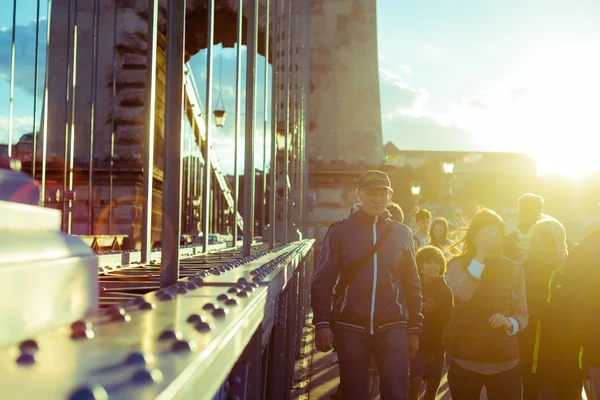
[454,43,600,178]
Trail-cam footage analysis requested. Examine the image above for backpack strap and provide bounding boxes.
[334,221,394,301]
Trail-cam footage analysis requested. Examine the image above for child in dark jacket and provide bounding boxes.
[408,246,454,400]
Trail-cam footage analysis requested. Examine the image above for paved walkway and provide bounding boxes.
[293,320,591,400]
[293,322,455,400]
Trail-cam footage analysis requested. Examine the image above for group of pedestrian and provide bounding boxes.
[311,170,600,400]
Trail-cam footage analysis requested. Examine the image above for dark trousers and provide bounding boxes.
[448,361,522,400]
[540,378,583,399]
[334,326,409,400]
[522,364,541,400]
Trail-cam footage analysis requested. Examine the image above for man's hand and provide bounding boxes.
[315,327,334,352]
[489,313,513,332]
[408,333,419,360]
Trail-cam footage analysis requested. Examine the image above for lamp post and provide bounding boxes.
[410,182,421,197]
[443,157,456,220]
[443,159,455,176]
[410,181,421,216]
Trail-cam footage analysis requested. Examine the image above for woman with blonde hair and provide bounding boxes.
[518,216,581,399]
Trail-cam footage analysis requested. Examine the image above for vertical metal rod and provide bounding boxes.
[191,127,197,234]
[67,0,79,235]
[159,0,186,288]
[231,0,243,247]
[32,0,41,179]
[282,0,292,244]
[141,0,158,262]
[191,116,197,233]
[296,11,304,240]
[288,6,297,237]
[7,0,17,158]
[88,0,100,235]
[61,0,73,231]
[261,0,270,240]
[302,0,310,237]
[268,0,279,250]
[40,0,52,206]
[202,0,215,253]
[186,134,192,233]
[243,0,259,256]
[108,0,117,235]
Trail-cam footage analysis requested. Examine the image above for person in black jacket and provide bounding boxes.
[516,216,573,399]
[408,246,453,400]
[312,170,423,400]
[541,228,600,399]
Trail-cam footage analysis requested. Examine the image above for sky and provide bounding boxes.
[2,0,600,177]
[376,0,600,177]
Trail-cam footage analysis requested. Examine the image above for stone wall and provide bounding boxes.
[308,0,385,253]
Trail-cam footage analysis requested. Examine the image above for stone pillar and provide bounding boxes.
[308,0,385,249]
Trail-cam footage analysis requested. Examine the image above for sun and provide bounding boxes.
[503,43,600,178]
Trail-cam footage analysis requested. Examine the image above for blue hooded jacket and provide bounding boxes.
[311,205,424,335]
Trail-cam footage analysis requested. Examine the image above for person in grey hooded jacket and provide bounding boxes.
[311,170,424,400]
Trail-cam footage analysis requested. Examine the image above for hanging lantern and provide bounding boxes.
[213,110,227,127]
[213,49,226,128]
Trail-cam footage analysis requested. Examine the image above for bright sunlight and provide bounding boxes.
[454,43,600,178]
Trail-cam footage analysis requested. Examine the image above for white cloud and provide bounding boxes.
[0,115,35,144]
[378,67,491,153]
[381,41,600,178]
[379,68,428,117]
[398,64,412,75]
[422,42,442,57]
[0,20,47,98]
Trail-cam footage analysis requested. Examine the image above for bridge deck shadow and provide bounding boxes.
[296,332,487,400]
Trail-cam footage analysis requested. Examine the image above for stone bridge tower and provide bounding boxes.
[42,0,385,249]
[307,0,385,247]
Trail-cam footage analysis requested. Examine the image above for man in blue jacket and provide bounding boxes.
[311,170,423,400]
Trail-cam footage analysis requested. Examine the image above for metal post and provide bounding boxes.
[67,0,79,235]
[296,10,304,240]
[302,0,310,238]
[283,0,292,244]
[268,0,279,250]
[289,6,297,237]
[141,0,159,263]
[32,0,41,179]
[202,0,215,253]
[243,0,259,256]
[186,135,192,233]
[88,0,100,235]
[231,0,243,248]
[261,0,270,240]
[61,0,73,232]
[283,275,298,399]
[7,0,17,158]
[159,0,186,288]
[40,0,52,206]
[108,0,117,235]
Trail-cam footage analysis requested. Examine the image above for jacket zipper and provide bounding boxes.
[396,288,403,315]
[370,216,378,335]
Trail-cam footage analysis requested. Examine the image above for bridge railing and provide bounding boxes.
[1,166,316,399]
[0,199,315,399]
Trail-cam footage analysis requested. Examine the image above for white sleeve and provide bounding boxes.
[467,259,485,279]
